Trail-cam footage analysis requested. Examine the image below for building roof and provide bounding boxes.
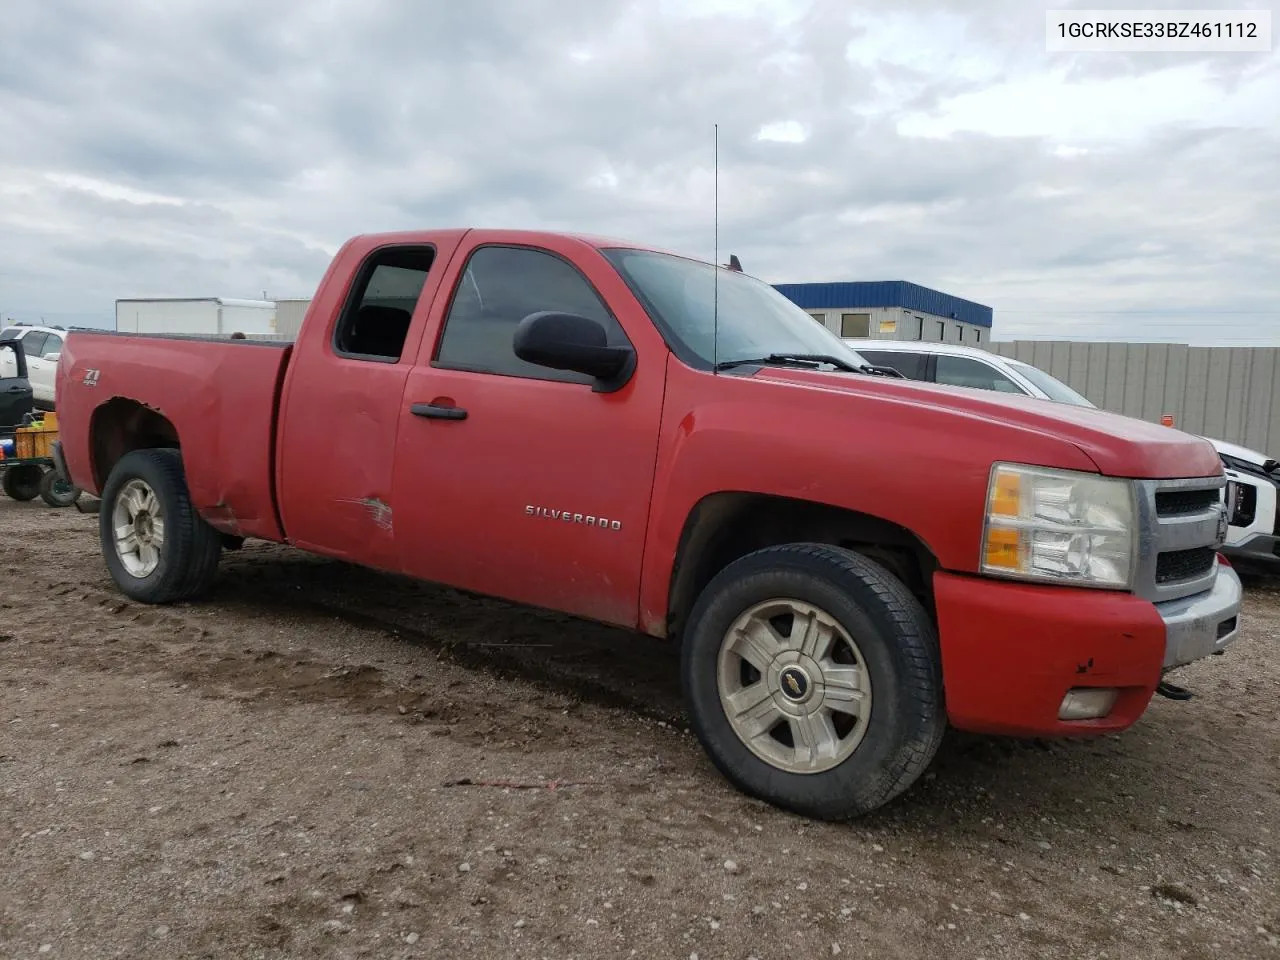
[114,297,275,308]
[772,280,993,329]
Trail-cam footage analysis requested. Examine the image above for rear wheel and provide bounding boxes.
[99,448,222,604]
[681,543,945,820]
[2,464,42,501]
[38,469,81,507]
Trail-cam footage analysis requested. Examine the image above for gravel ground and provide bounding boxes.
[1,495,1277,959]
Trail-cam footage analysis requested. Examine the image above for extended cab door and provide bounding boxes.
[392,234,669,628]
[275,235,467,570]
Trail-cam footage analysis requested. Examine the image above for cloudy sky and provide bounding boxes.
[1,0,1277,344]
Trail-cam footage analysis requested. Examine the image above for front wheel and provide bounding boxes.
[681,543,945,820]
[99,448,222,604]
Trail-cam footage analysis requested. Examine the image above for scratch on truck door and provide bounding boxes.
[338,497,393,532]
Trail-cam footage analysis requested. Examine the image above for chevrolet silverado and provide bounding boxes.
[53,228,1243,819]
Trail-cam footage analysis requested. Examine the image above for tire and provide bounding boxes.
[98,448,222,604]
[2,464,43,501]
[681,542,945,821]
[38,468,82,508]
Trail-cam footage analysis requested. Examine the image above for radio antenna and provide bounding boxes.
[713,122,720,375]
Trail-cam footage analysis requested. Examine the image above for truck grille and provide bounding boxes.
[1155,488,1219,517]
[1155,547,1216,584]
[1133,476,1226,603]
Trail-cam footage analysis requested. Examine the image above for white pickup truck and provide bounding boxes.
[846,338,1280,569]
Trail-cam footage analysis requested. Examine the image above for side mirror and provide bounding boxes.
[513,311,635,392]
[45,352,60,363]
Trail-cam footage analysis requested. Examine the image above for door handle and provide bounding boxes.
[411,402,467,421]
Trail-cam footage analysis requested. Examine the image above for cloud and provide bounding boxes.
[0,0,1276,345]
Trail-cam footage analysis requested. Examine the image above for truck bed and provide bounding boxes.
[57,331,293,541]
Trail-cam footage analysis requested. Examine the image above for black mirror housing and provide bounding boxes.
[512,311,635,392]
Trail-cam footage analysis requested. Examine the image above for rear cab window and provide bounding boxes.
[332,247,436,362]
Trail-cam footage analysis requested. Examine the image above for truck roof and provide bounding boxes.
[114,298,275,308]
[0,323,68,336]
[347,228,685,259]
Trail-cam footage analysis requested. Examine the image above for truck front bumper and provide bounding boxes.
[1158,563,1242,670]
[933,564,1243,738]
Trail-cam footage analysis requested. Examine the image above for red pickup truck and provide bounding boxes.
[53,228,1243,819]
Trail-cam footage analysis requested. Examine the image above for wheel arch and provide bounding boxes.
[89,398,181,491]
[665,491,940,641]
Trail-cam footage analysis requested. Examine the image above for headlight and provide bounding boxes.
[981,463,1135,589]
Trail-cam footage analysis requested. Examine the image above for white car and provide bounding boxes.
[0,324,65,408]
[846,338,1280,568]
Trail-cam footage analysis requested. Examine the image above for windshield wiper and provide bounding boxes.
[715,353,858,373]
[714,353,904,378]
[859,363,906,379]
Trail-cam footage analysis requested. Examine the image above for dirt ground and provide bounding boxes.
[1,496,1277,960]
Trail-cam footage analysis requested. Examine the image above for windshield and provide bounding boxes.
[601,248,868,369]
[1008,360,1095,407]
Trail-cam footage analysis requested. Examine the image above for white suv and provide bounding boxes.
[0,324,65,408]
[845,338,1280,568]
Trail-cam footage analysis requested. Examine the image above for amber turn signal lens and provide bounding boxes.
[984,528,1020,569]
[989,471,1021,516]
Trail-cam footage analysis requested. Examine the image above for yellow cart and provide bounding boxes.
[0,412,82,507]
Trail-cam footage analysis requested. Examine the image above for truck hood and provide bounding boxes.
[754,367,1223,480]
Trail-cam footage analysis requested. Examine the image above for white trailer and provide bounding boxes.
[114,298,277,337]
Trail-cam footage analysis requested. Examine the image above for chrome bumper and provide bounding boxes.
[1155,562,1243,671]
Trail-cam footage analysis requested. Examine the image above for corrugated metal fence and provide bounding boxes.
[988,340,1280,454]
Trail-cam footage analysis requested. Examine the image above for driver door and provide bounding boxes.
[392,234,669,627]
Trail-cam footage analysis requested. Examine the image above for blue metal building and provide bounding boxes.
[773,280,993,344]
